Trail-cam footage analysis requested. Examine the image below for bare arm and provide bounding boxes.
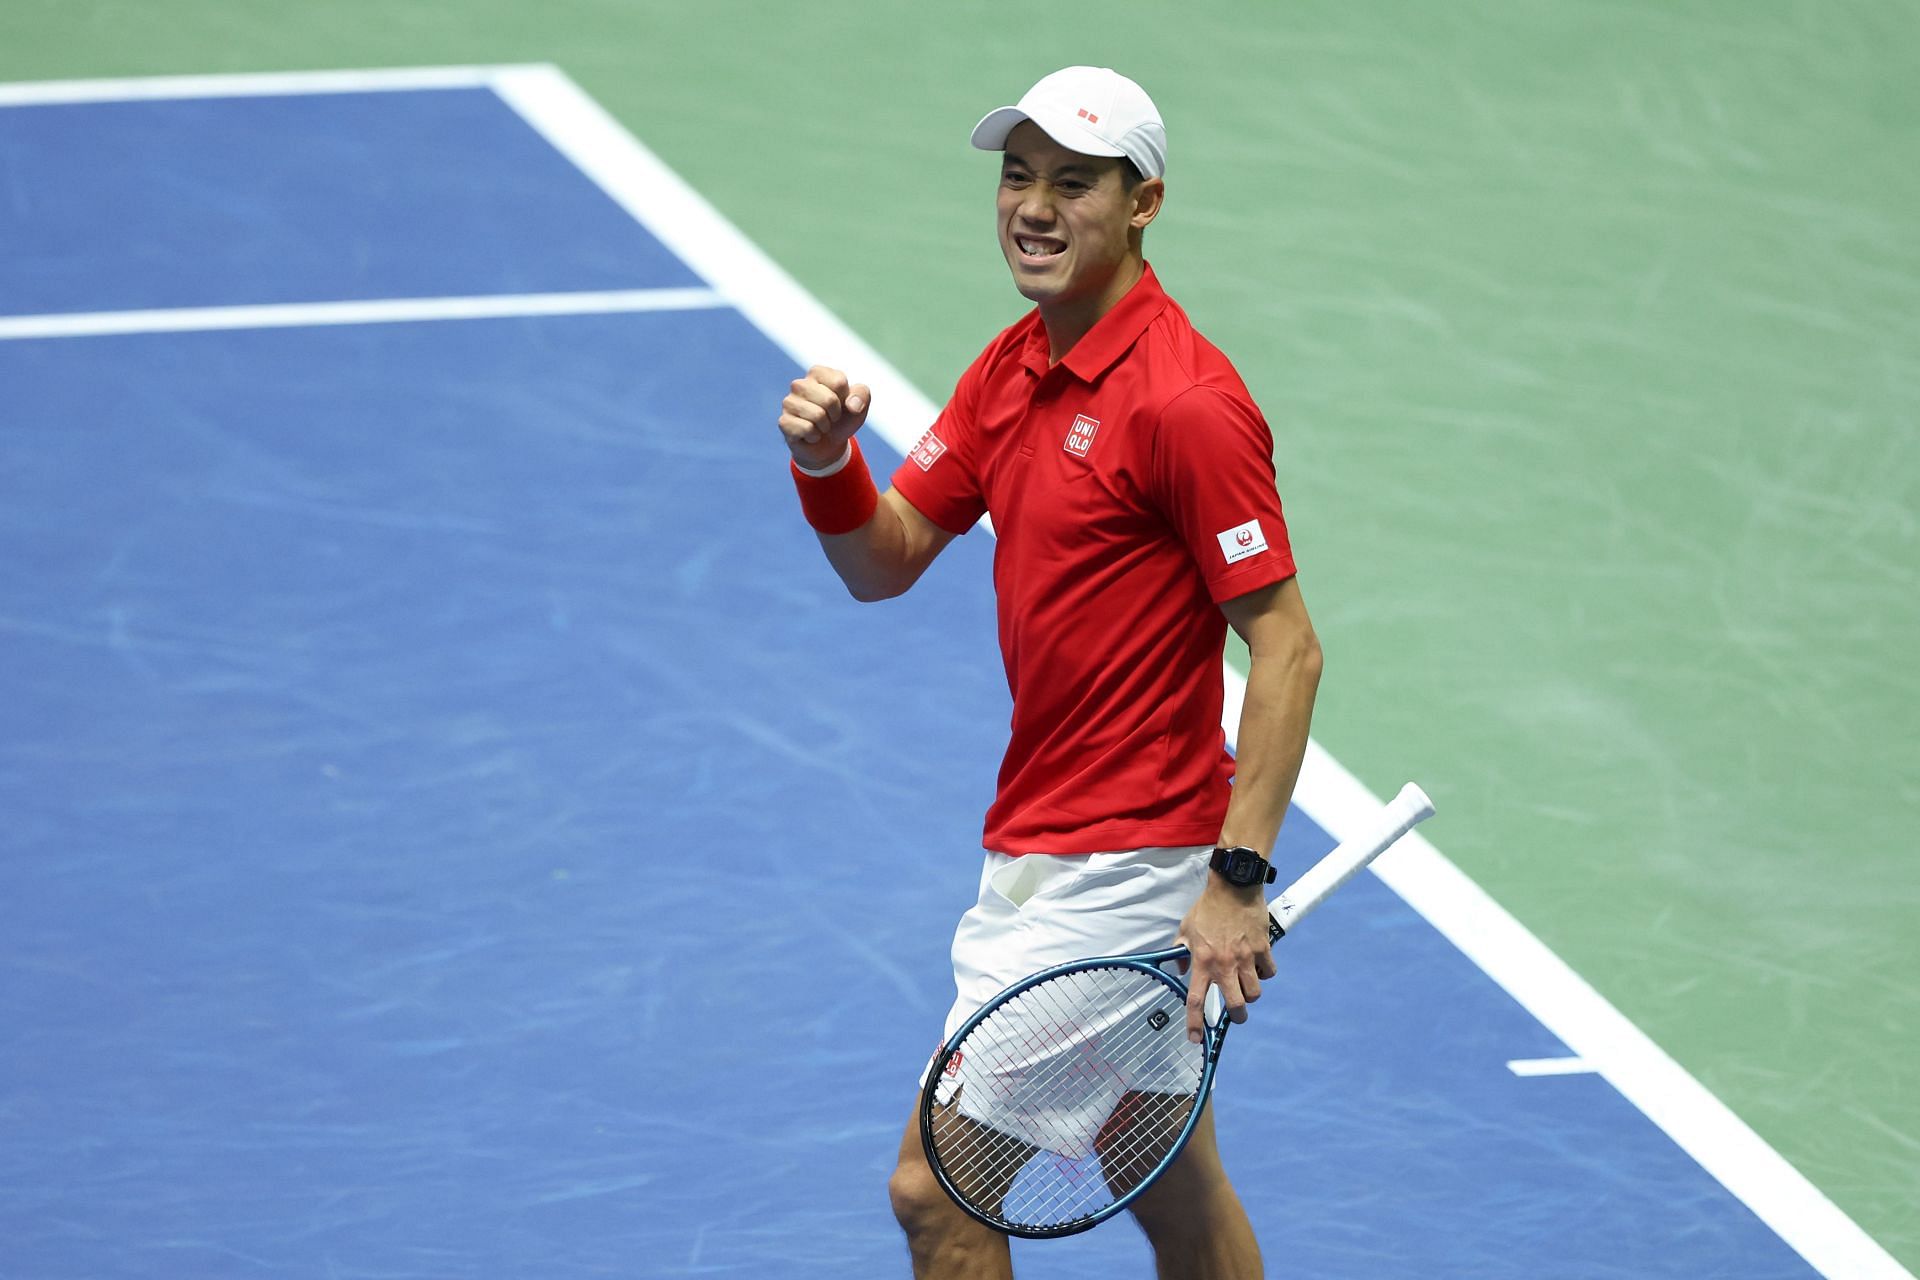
[817,488,956,601]
[1176,575,1323,1042]
[1215,575,1322,860]
[779,365,957,600]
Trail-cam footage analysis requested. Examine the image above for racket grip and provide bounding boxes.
[1268,783,1434,938]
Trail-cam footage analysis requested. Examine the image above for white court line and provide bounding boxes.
[1508,1057,1599,1078]
[2,63,1905,1280]
[0,289,727,341]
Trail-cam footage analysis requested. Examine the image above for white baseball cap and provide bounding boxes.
[970,66,1167,180]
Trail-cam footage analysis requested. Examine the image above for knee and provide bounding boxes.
[888,1156,954,1237]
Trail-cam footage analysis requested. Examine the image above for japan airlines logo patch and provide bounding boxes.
[1064,414,1100,458]
[909,429,948,471]
[1216,518,1269,565]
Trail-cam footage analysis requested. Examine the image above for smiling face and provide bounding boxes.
[996,120,1163,324]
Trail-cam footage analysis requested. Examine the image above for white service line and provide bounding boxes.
[0,288,727,341]
[1508,1057,1599,1078]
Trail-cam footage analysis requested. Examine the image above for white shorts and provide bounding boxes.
[920,846,1209,1082]
[920,846,1212,1159]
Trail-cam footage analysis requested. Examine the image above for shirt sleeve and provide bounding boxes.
[888,346,991,536]
[1149,385,1297,603]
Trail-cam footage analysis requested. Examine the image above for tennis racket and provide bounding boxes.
[919,782,1435,1238]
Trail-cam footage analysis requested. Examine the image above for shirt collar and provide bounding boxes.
[1016,262,1170,382]
[1063,262,1169,382]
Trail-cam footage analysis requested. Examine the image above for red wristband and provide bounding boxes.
[791,436,879,534]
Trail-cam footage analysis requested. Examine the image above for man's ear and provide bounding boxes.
[1131,176,1166,231]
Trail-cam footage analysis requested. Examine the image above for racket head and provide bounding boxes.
[919,952,1225,1238]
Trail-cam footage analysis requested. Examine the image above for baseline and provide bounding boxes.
[0,65,530,107]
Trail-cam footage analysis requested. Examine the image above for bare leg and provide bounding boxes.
[1095,1089,1196,1202]
[889,1097,1016,1279]
[1127,1105,1263,1280]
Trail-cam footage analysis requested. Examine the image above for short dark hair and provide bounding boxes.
[1119,157,1146,189]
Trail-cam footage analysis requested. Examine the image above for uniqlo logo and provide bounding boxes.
[1064,414,1100,458]
[943,1051,964,1078]
[909,429,948,470]
[1216,518,1269,565]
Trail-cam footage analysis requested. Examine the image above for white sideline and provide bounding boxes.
[487,70,953,484]
[1,62,1904,1280]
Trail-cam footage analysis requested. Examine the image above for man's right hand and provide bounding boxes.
[779,365,872,471]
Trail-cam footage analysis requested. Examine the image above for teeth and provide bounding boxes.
[1019,238,1061,257]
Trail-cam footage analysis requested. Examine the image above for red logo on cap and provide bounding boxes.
[1076,108,1100,124]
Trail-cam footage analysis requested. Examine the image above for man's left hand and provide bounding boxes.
[1175,877,1278,1044]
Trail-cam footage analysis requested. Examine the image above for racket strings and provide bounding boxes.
[948,1004,1198,1224]
[939,968,1169,1159]
[935,1008,1184,1177]
[929,963,1206,1229]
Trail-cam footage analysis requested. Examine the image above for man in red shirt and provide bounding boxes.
[780,66,1322,1279]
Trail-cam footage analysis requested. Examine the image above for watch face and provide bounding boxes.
[1216,847,1260,885]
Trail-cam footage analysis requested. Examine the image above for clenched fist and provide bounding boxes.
[779,365,872,471]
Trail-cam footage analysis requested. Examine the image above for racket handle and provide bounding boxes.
[1268,782,1434,939]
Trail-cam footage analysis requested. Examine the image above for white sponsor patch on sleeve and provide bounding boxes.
[1216,518,1269,565]
[909,429,948,471]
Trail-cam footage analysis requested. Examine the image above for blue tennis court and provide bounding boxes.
[0,71,1840,1277]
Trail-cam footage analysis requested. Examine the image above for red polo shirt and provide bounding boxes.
[890,264,1297,855]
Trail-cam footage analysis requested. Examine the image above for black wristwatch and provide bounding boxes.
[1210,845,1277,888]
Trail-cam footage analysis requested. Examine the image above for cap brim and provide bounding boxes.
[969,105,1128,158]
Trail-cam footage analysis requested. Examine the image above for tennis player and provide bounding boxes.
[779,66,1321,1279]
